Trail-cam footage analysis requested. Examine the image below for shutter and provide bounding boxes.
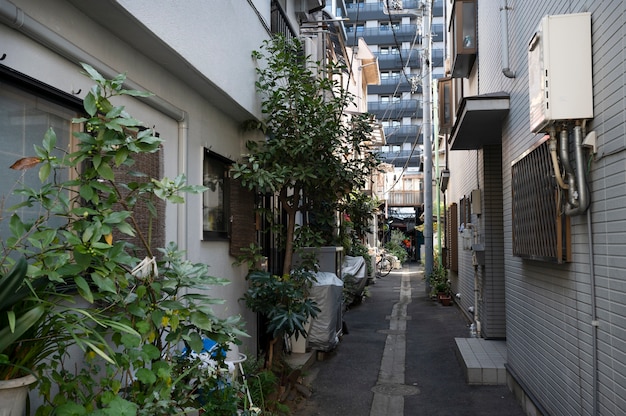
[446,203,458,272]
[113,149,165,258]
[229,177,257,257]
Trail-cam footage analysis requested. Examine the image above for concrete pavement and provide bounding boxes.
[293,262,525,416]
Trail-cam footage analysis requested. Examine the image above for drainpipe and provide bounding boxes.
[565,124,590,216]
[0,0,189,250]
[587,208,599,416]
[500,0,515,78]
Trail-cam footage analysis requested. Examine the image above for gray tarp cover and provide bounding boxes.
[342,255,366,280]
[308,272,343,352]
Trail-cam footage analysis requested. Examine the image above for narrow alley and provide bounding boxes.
[294,263,525,416]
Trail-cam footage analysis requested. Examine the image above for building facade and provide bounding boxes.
[0,0,330,359]
[345,0,446,228]
[441,0,626,415]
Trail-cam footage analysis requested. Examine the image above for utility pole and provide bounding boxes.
[422,0,434,287]
[383,0,433,288]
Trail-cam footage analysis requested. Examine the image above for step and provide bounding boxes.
[455,338,508,385]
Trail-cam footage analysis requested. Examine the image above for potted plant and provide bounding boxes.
[427,262,451,305]
[242,267,319,369]
[1,64,247,415]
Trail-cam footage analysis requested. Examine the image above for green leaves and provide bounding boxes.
[233,35,381,270]
[4,62,247,415]
[243,269,319,340]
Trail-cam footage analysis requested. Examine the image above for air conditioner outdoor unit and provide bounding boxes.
[296,0,324,22]
[303,36,319,77]
[528,13,593,133]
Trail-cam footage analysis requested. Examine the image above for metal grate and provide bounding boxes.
[511,137,570,263]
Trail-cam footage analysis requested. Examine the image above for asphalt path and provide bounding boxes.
[294,263,525,416]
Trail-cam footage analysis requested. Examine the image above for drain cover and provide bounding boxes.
[371,383,420,396]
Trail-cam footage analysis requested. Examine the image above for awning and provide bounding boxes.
[449,93,510,150]
[357,38,380,86]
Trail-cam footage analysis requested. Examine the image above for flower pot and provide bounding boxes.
[0,374,37,416]
[440,295,452,306]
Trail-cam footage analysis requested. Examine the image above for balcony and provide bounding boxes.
[271,0,297,40]
[346,0,443,21]
[345,24,418,46]
[368,99,422,119]
[387,190,423,207]
[432,49,445,67]
[346,0,425,21]
[377,148,421,168]
[376,49,421,70]
[432,24,445,43]
[369,76,416,94]
[384,125,422,145]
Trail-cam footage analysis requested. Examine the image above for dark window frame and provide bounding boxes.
[202,149,232,241]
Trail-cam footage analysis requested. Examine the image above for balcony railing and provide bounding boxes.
[386,190,423,207]
[376,49,421,70]
[384,125,422,145]
[345,24,418,46]
[368,99,422,119]
[271,0,297,40]
[369,76,415,94]
[377,148,421,168]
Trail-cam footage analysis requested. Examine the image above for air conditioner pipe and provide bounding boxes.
[565,124,590,216]
[559,128,578,208]
[548,127,568,190]
[500,0,515,78]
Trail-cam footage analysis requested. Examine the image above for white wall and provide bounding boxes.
[2,0,274,355]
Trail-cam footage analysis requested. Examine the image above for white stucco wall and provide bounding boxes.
[2,0,274,355]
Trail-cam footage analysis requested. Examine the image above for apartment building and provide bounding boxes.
[345,0,445,219]
[440,0,626,415]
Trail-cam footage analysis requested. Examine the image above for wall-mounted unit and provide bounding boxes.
[295,0,324,22]
[528,13,593,133]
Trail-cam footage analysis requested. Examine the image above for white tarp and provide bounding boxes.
[341,255,366,280]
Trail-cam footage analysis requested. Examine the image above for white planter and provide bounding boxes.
[289,319,311,354]
[0,374,37,416]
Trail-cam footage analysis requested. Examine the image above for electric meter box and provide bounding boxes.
[528,13,593,133]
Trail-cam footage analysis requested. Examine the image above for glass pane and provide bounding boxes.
[203,153,227,233]
[0,82,73,239]
[462,2,476,49]
[443,82,451,124]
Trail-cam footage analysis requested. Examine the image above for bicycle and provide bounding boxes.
[376,251,393,277]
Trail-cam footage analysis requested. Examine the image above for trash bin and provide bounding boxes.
[307,271,343,352]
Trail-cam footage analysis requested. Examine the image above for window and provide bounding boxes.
[380,21,400,31]
[0,75,79,238]
[203,150,231,240]
[381,95,401,103]
[380,46,400,55]
[347,24,364,33]
[450,0,477,78]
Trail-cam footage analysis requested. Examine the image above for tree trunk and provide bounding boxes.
[282,205,297,277]
[280,186,300,277]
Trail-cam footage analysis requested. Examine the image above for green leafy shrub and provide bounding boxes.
[3,63,246,415]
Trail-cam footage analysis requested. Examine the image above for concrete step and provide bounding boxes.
[455,338,508,385]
